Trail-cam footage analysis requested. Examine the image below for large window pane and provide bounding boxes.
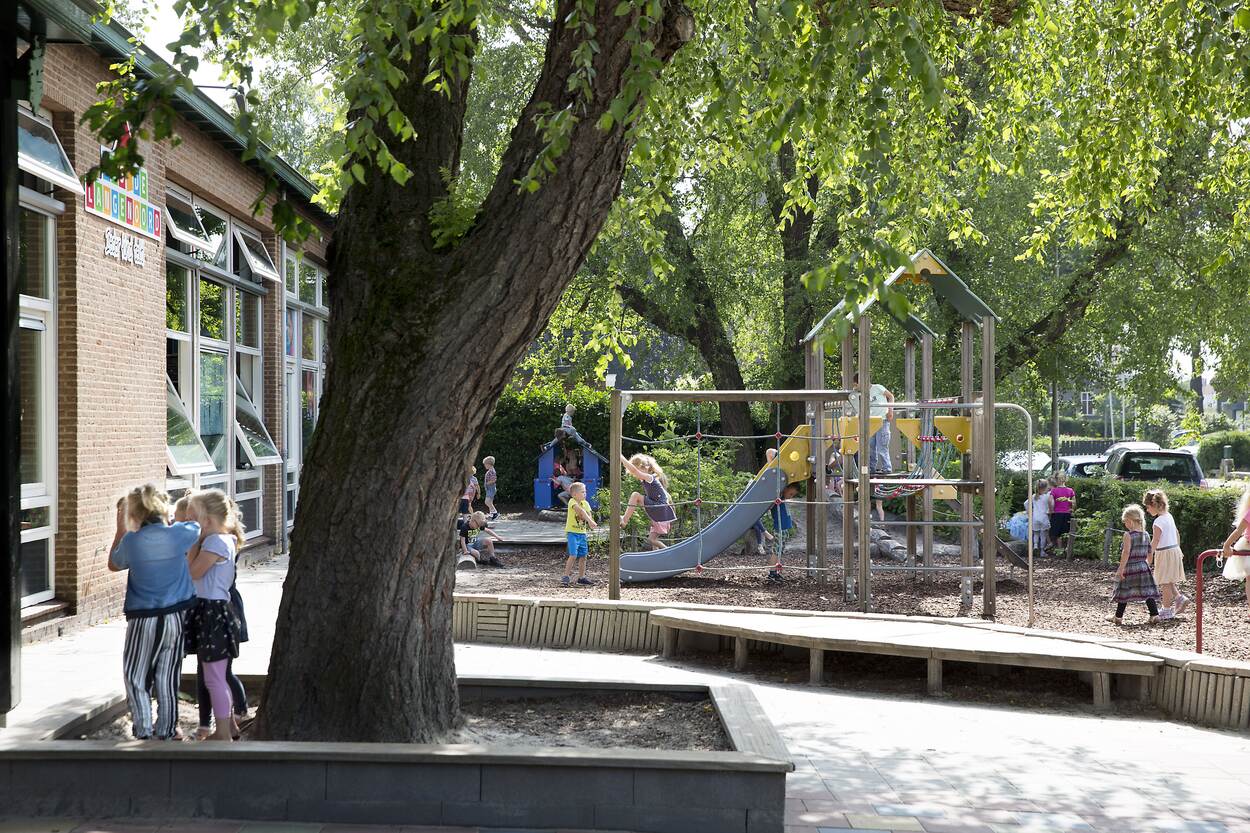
[234,230,279,282]
[18,208,49,299]
[166,378,215,476]
[167,264,189,332]
[285,308,297,357]
[236,290,260,348]
[200,278,226,341]
[301,369,317,459]
[17,109,81,194]
[19,326,42,486]
[237,496,260,535]
[166,195,213,251]
[285,257,298,295]
[302,312,316,360]
[194,204,229,269]
[299,262,317,305]
[235,376,282,467]
[20,538,51,600]
[199,351,229,474]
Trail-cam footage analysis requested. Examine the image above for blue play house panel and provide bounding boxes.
[534,437,607,510]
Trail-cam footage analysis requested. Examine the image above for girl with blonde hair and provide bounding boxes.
[1144,488,1188,617]
[184,489,246,741]
[1220,486,1250,619]
[619,453,677,550]
[1107,504,1161,625]
[108,483,200,740]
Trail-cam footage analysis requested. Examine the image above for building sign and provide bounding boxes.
[85,164,161,241]
[104,228,147,267]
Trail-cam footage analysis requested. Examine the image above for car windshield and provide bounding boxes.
[1116,453,1195,480]
[1075,463,1105,476]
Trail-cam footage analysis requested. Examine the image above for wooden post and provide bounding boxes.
[981,316,997,619]
[1092,671,1111,711]
[858,317,872,614]
[809,648,824,685]
[921,333,934,577]
[959,321,975,609]
[842,331,855,602]
[927,658,943,695]
[661,625,678,658]
[904,337,917,573]
[811,341,828,583]
[734,636,749,671]
[609,389,623,601]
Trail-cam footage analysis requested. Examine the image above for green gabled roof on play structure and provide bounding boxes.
[803,248,997,344]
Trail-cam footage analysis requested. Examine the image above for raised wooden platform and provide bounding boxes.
[490,518,569,546]
[649,608,1163,710]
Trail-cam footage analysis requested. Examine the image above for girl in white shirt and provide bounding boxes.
[1028,480,1054,556]
[1144,489,1188,617]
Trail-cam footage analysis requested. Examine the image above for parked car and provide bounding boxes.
[1104,440,1161,456]
[1104,448,1206,487]
[1039,454,1108,479]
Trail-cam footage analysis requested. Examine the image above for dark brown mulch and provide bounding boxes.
[459,544,1250,662]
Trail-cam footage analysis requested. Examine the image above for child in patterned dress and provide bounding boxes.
[1107,504,1161,625]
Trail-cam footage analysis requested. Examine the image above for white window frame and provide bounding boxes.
[166,377,217,476]
[233,227,280,282]
[234,375,282,467]
[1081,391,1095,416]
[165,188,214,252]
[17,105,84,195]
[192,197,231,272]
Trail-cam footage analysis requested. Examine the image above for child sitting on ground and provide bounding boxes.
[619,453,677,550]
[458,511,504,567]
[1220,485,1250,620]
[561,481,598,586]
[1107,504,1161,626]
[1145,488,1188,618]
[1029,480,1052,555]
[482,456,499,520]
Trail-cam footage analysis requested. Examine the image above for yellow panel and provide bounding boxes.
[909,250,949,279]
[934,416,972,454]
[895,417,922,448]
[757,419,835,484]
[837,416,882,455]
[932,484,957,501]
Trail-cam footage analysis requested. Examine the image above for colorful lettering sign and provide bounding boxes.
[85,156,161,241]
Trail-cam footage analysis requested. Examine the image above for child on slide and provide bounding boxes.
[619,453,677,550]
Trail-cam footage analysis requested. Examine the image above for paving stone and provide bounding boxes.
[1000,812,1095,832]
[843,815,925,831]
[593,804,747,833]
[0,824,96,833]
[236,825,326,833]
[873,804,954,819]
[918,822,995,833]
[70,824,161,833]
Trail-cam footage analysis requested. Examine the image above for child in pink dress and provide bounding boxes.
[1221,486,1250,619]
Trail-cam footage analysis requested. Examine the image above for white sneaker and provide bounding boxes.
[1158,607,1175,620]
[1105,614,1123,625]
[1173,594,1190,615]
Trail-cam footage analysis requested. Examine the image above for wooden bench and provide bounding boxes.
[649,608,1163,710]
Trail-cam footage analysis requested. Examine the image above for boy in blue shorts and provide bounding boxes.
[561,481,598,586]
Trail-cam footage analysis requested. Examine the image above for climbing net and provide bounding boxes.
[616,397,967,577]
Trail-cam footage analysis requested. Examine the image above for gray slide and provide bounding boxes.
[620,465,790,583]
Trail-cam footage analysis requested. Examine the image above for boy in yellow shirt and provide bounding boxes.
[561,481,598,586]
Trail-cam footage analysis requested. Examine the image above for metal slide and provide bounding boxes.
[619,465,791,583]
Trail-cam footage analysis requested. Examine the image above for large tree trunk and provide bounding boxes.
[618,212,757,470]
[256,0,692,742]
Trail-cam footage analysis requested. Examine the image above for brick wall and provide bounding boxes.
[35,44,331,620]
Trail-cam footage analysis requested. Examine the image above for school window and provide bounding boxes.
[18,194,60,606]
[16,106,83,195]
[164,192,282,541]
[282,247,328,527]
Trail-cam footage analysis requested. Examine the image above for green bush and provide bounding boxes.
[1197,431,1250,473]
[1138,404,1180,447]
[998,471,1241,566]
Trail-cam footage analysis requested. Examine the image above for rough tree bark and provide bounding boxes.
[256,0,692,742]
[617,212,757,470]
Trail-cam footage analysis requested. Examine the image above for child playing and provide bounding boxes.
[559,403,583,443]
[482,456,499,521]
[1049,471,1076,554]
[1107,504,1161,625]
[753,483,798,584]
[561,481,598,586]
[1029,480,1053,555]
[550,461,575,506]
[1220,486,1250,619]
[108,485,200,740]
[1145,488,1188,617]
[184,489,246,742]
[458,511,504,567]
[460,466,480,515]
[619,453,677,550]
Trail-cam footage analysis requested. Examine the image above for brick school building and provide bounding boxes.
[15,0,332,630]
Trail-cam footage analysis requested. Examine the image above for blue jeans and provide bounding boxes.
[869,421,892,473]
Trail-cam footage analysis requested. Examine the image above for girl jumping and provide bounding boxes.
[1107,504,1161,625]
[619,453,677,550]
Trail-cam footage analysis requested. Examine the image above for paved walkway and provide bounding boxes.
[5,557,1250,833]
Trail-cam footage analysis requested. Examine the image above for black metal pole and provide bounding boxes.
[2,1,24,723]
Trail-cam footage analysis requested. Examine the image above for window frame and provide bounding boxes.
[233,226,280,283]
[166,377,217,477]
[16,105,84,195]
[165,187,215,253]
[234,375,282,467]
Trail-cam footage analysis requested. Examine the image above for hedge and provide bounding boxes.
[480,381,767,504]
[999,471,1243,567]
[1197,431,1250,473]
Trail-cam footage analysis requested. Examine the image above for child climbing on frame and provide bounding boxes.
[558,403,583,443]
[1220,485,1250,619]
[619,453,677,550]
[1145,488,1188,619]
[1107,503,1161,625]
